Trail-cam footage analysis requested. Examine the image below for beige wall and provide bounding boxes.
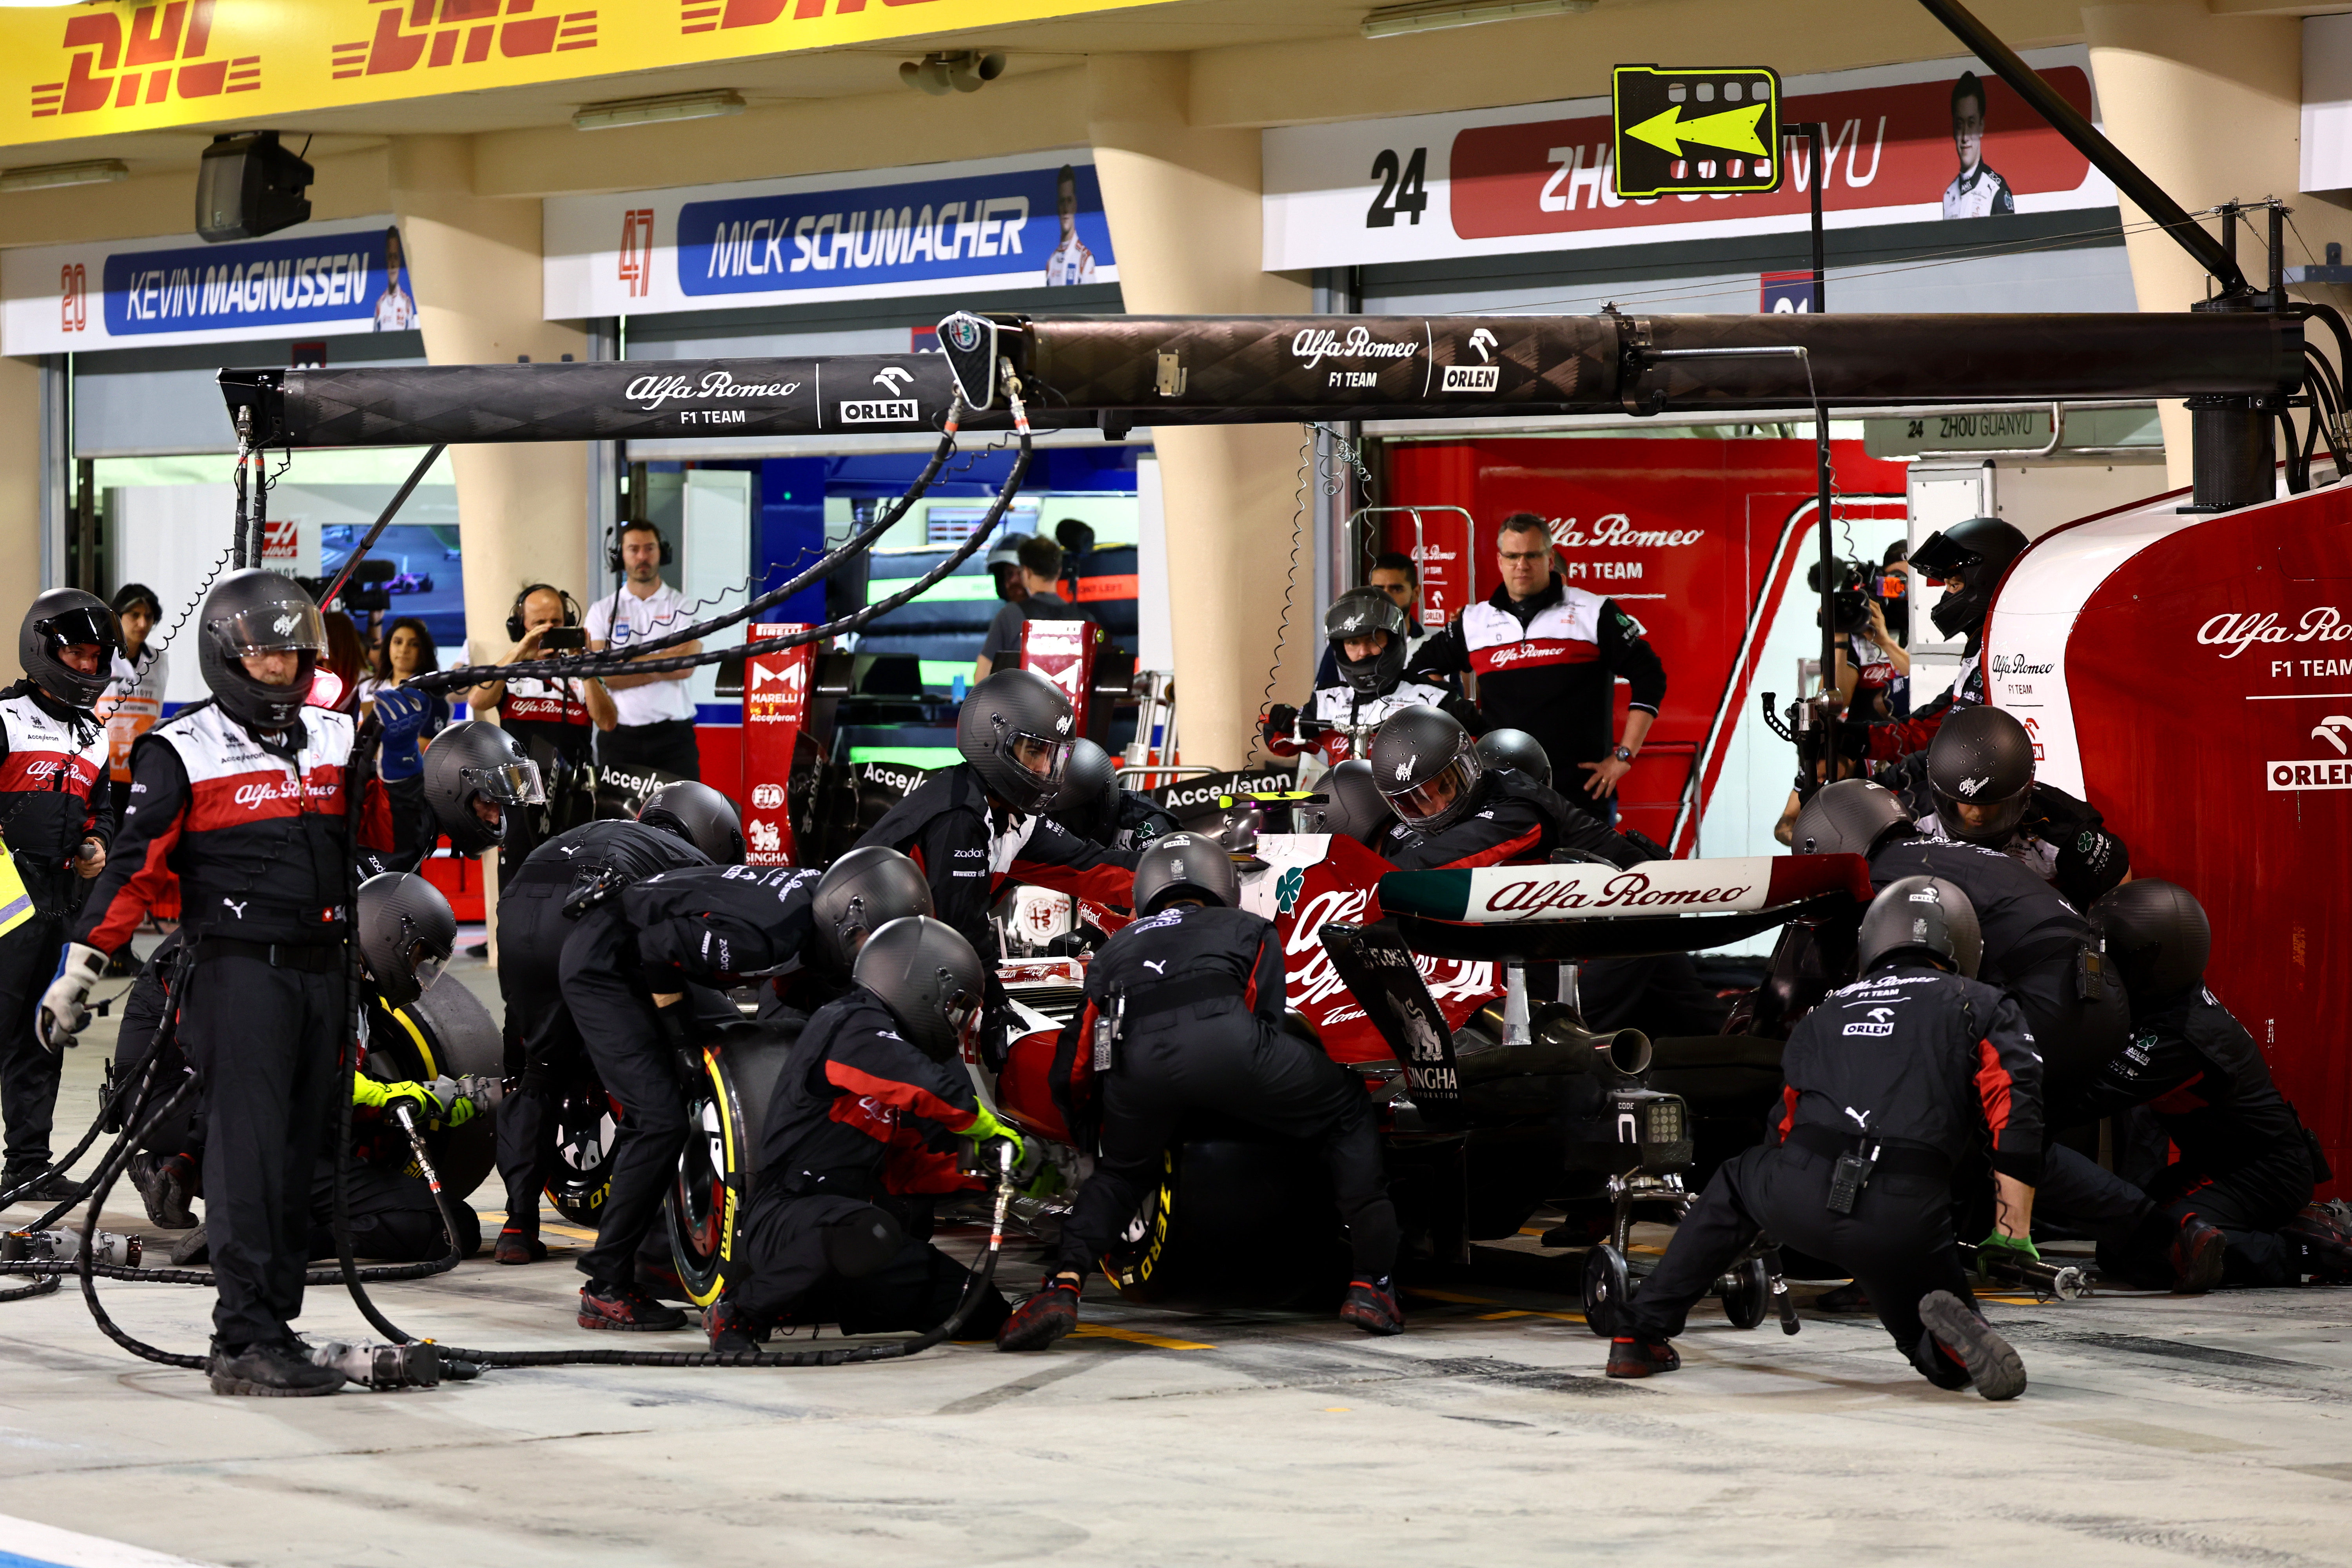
[0,354,41,642]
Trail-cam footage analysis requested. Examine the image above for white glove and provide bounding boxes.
[36,943,105,1052]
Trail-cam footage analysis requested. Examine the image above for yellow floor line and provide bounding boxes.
[1476,1307,1588,1324]
[1071,1324,1214,1350]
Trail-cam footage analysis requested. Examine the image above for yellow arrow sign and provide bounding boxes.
[1624,101,1771,159]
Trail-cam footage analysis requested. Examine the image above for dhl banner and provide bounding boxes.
[0,0,1136,146]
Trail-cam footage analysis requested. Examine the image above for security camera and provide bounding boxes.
[898,51,1005,96]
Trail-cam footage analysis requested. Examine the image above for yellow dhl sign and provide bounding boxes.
[4,0,1125,145]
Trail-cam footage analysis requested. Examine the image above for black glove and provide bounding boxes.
[1262,704,1299,744]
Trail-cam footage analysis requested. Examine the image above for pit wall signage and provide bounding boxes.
[0,0,1117,145]
[1,215,407,355]
[1261,47,2109,271]
[544,151,1116,319]
[741,621,813,865]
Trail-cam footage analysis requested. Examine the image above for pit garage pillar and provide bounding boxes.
[0,356,41,640]
[388,135,590,669]
[390,136,589,951]
[1088,56,1315,770]
[2085,3,2352,490]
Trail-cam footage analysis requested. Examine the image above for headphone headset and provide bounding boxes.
[608,522,674,575]
[506,584,585,643]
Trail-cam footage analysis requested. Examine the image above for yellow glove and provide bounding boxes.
[965,1104,1039,1184]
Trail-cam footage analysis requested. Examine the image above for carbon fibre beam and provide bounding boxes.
[218,311,2304,448]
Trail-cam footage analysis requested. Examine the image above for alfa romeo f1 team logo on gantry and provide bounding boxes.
[2271,715,2352,792]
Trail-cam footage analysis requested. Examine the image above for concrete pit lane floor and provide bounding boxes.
[5,940,2352,1567]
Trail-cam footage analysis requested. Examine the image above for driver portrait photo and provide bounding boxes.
[374,225,417,330]
[1942,69,2016,219]
[1044,164,1096,287]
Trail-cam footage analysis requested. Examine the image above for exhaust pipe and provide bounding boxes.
[1461,1001,1652,1079]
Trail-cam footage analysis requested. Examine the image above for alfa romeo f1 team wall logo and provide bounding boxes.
[944,316,985,353]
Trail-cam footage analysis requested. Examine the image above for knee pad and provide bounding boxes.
[820,1205,904,1279]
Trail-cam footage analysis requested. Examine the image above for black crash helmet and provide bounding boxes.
[195,570,325,732]
[357,871,458,1008]
[1325,586,1412,698]
[853,916,985,1062]
[1297,758,1396,848]
[1473,727,1551,791]
[811,846,934,976]
[956,668,1076,813]
[1910,517,2029,640]
[1856,874,1984,979]
[21,588,122,710]
[1050,736,1120,831]
[1130,831,1241,915]
[1791,778,1915,859]
[422,720,544,857]
[640,780,746,865]
[1927,706,2036,846]
[1368,704,1485,833]
[2091,878,2211,1005]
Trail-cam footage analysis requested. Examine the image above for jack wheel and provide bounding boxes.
[1582,1244,1630,1339]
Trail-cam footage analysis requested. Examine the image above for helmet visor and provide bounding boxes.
[1004,731,1071,793]
[214,599,327,656]
[461,759,546,807]
[1934,783,2030,845]
[1907,529,1979,579]
[410,944,448,996]
[1387,752,1481,824]
[36,605,121,657]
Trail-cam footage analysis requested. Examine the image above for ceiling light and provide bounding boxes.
[1361,0,1592,38]
[573,90,745,131]
[1,159,127,192]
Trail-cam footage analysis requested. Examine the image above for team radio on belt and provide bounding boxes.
[3,499,2344,1401]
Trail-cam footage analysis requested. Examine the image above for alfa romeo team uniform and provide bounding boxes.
[1266,676,1474,771]
[1414,580,1667,822]
[495,673,600,859]
[0,682,113,1186]
[1378,768,1646,872]
[1624,962,2042,1388]
[72,700,395,1349]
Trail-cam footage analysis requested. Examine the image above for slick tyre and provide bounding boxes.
[666,1019,798,1308]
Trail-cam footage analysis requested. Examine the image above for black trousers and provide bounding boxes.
[0,914,66,1177]
[304,1156,483,1263]
[2007,955,2130,1103]
[2039,1139,2316,1288]
[493,882,583,1239]
[560,906,686,1285]
[1054,1003,1401,1280]
[597,719,701,782]
[181,954,343,1350]
[733,1187,1012,1339]
[1624,1142,1978,1388]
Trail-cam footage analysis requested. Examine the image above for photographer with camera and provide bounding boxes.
[1828,561,1911,723]
[467,584,617,860]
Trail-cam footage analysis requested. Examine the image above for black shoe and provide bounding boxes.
[706,1298,765,1354]
[1918,1290,2027,1401]
[1606,1336,1681,1379]
[493,1228,548,1265]
[1339,1277,1405,1336]
[2167,1216,2227,1294]
[466,941,488,959]
[169,1229,211,1267]
[995,1276,1080,1351]
[1813,1280,1874,1314]
[4,1169,86,1206]
[208,1339,344,1397]
[129,1152,198,1230]
[577,1279,689,1332]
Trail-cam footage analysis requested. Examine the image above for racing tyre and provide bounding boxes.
[666,1018,800,1307]
[1582,1244,1630,1338]
[1720,1256,1769,1331]
[373,979,502,1201]
[545,1061,617,1229]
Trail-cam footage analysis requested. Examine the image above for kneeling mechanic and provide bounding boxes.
[1607,875,2042,1401]
[998,832,1404,1350]
[706,916,1021,1348]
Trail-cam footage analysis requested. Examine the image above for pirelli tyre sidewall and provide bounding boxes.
[377,979,502,1201]
[547,1059,618,1229]
[667,1019,800,1308]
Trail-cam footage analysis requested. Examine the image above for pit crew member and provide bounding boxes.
[1368,705,1650,872]
[1263,588,1479,775]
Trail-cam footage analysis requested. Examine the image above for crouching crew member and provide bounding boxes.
[1262,588,1480,773]
[1,590,122,1203]
[1368,706,1648,872]
[998,834,1404,1350]
[708,916,1018,1349]
[41,571,398,1397]
[1791,779,2127,1096]
[858,669,1138,969]
[1609,877,2041,1401]
[124,874,486,1266]
[422,731,717,1267]
[1881,706,2129,909]
[2046,882,2335,1288]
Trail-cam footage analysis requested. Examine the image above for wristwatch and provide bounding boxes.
[1612,745,1636,763]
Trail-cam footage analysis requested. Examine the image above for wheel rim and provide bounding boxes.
[546,1090,616,1227]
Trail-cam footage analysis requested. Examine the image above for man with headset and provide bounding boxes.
[468,583,617,859]
[584,521,703,782]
